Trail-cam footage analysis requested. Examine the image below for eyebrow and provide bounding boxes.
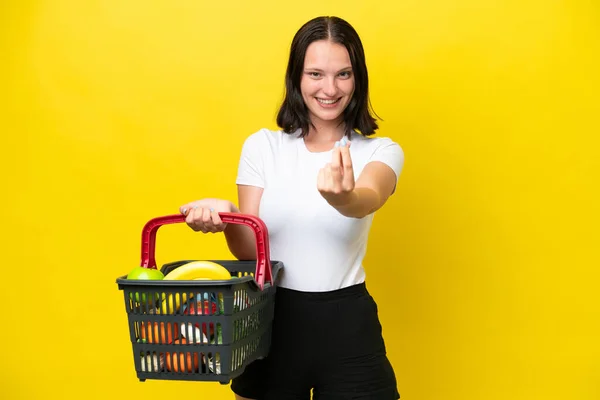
[304,67,353,73]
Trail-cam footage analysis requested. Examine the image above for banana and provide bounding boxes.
[163,261,230,280]
[161,261,231,314]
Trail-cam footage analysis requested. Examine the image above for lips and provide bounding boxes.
[316,97,341,108]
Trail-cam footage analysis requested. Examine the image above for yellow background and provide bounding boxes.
[2,0,599,399]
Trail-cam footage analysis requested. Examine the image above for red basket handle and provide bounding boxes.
[140,212,272,289]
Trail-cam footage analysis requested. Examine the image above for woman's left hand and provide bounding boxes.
[317,138,355,207]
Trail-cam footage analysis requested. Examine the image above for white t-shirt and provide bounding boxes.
[236,128,404,292]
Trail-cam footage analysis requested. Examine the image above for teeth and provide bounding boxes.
[317,98,338,104]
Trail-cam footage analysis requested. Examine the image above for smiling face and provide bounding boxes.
[300,40,355,128]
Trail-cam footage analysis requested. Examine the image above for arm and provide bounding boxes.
[318,141,400,219]
[223,184,264,260]
[182,131,268,259]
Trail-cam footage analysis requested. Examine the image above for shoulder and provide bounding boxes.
[350,132,404,156]
[242,128,300,150]
[350,132,405,177]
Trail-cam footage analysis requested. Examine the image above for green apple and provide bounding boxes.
[126,266,164,303]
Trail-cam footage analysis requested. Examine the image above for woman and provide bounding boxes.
[181,16,404,400]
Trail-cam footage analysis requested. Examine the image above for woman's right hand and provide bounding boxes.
[179,198,234,233]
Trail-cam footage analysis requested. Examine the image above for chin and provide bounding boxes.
[323,116,341,121]
[312,113,343,123]
[310,105,346,123]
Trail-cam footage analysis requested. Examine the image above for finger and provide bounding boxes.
[185,207,194,224]
[339,145,353,174]
[210,208,225,233]
[330,150,343,182]
[331,146,342,170]
[201,208,214,233]
[194,207,210,233]
[342,171,355,191]
[185,207,201,231]
[340,149,355,191]
[180,204,191,216]
[331,144,342,178]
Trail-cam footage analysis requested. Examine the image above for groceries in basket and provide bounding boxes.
[116,212,281,384]
[125,260,231,310]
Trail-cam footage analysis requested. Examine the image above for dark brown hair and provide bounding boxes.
[276,16,379,138]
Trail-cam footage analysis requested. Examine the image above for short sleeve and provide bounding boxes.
[368,138,405,182]
[236,131,266,188]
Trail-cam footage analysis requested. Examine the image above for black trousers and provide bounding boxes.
[230,282,400,399]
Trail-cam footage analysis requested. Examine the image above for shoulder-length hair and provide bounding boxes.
[276,16,379,138]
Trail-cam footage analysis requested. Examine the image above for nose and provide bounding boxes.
[322,76,337,97]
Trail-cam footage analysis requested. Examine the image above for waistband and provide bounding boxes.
[275,282,369,302]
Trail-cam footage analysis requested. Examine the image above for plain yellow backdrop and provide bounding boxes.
[1,0,599,399]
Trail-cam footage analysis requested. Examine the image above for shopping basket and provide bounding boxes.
[116,212,283,384]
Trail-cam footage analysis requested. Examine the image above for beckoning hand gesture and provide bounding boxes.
[317,137,355,207]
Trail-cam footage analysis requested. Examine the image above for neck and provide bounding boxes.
[305,119,347,143]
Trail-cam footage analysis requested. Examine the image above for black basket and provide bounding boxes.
[116,213,282,384]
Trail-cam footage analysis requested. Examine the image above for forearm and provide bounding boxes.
[329,187,381,219]
[223,203,259,260]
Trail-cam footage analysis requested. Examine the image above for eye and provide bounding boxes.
[339,71,352,79]
[307,71,321,78]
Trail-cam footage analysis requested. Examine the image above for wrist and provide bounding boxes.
[223,202,236,233]
[227,201,239,213]
[327,190,357,209]
[330,188,379,219]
